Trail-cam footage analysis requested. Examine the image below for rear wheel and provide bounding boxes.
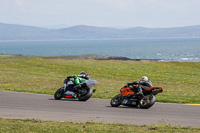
[110,94,123,107]
[139,94,155,109]
[54,88,64,100]
[78,88,93,101]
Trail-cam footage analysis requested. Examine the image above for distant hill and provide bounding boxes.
[0,22,200,41]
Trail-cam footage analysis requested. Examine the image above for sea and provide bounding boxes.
[0,38,200,62]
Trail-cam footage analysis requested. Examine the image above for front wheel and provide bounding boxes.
[54,87,64,100]
[139,94,156,109]
[110,94,123,107]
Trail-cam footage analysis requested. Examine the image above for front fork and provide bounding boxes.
[62,84,67,92]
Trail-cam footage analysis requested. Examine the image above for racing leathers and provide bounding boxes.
[66,74,91,90]
[127,80,153,94]
[139,80,153,89]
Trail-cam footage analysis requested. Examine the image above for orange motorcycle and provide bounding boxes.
[110,81,163,109]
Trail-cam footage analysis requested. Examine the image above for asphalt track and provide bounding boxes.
[0,91,200,127]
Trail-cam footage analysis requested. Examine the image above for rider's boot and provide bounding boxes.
[135,87,143,96]
[72,84,81,91]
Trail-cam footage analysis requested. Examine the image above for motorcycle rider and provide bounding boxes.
[139,76,153,89]
[127,76,153,95]
[80,71,91,80]
[66,71,91,90]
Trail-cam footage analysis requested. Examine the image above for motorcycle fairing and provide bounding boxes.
[120,86,135,96]
[121,96,137,106]
[64,91,77,98]
[144,87,163,95]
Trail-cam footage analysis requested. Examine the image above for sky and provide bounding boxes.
[1,0,200,28]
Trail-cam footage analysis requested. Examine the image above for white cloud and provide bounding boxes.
[15,0,26,6]
[0,0,200,27]
[14,0,27,12]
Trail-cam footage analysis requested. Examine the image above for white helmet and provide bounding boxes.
[140,76,148,81]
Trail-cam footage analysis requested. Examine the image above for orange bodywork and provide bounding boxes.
[144,86,163,91]
[120,86,135,96]
[120,86,163,96]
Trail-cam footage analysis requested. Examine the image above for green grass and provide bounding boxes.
[0,118,199,133]
[0,54,111,59]
[0,54,17,58]
[0,57,200,103]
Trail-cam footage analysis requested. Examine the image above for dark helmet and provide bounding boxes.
[80,71,87,76]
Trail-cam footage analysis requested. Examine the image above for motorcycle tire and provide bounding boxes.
[78,88,93,101]
[54,88,64,100]
[139,94,156,109]
[110,94,123,107]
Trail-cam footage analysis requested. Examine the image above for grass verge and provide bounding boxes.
[0,57,200,103]
[0,118,200,133]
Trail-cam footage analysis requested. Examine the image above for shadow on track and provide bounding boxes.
[106,105,141,109]
[48,98,85,102]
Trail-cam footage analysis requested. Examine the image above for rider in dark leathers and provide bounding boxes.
[127,76,153,94]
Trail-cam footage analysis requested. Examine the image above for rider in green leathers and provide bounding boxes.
[66,71,91,90]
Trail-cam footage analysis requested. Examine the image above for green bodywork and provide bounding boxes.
[70,74,88,84]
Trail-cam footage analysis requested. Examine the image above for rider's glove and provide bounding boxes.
[63,79,68,84]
